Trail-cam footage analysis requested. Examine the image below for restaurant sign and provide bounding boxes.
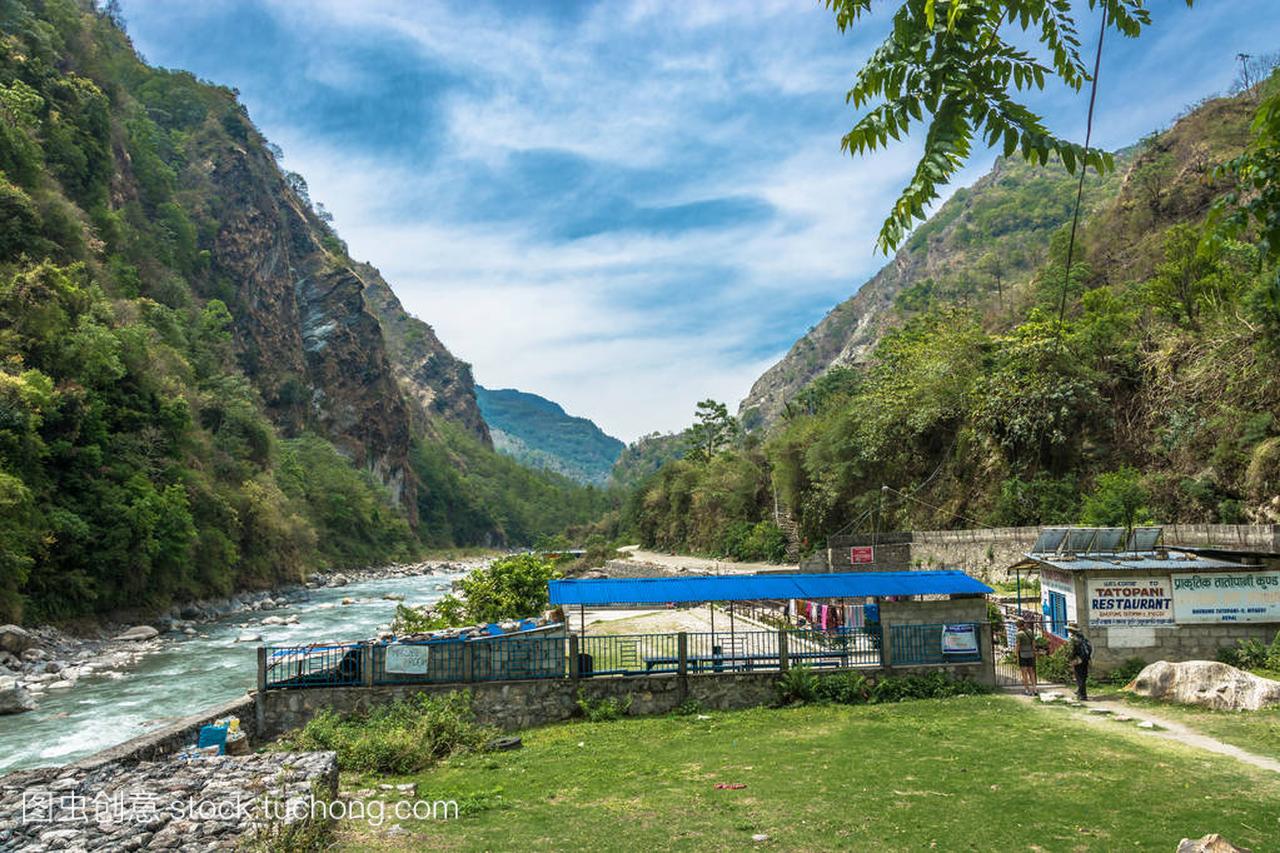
[1086,577,1173,626]
[1172,572,1280,623]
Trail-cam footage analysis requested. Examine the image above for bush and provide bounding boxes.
[576,691,632,722]
[778,667,986,706]
[283,692,493,774]
[1037,644,1074,683]
[1107,657,1149,686]
[775,666,821,704]
[1218,638,1269,670]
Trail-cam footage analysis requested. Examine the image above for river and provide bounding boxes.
[0,570,459,773]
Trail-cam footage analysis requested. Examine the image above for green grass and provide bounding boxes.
[1089,688,1280,761]
[331,696,1280,851]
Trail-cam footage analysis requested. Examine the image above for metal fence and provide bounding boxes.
[261,622,986,691]
[889,622,984,666]
[264,643,364,689]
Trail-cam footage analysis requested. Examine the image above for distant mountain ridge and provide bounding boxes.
[475,387,624,486]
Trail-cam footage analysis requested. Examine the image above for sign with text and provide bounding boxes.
[941,624,979,655]
[850,546,875,565]
[1086,577,1173,626]
[384,644,430,674]
[1172,572,1280,623]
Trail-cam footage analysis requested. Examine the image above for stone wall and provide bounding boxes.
[258,671,784,739]
[826,524,1280,581]
[1088,623,1278,671]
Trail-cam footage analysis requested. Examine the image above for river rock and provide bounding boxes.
[236,632,263,643]
[0,676,37,713]
[0,624,32,655]
[260,615,285,626]
[113,625,160,642]
[1128,660,1280,711]
[46,679,75,690]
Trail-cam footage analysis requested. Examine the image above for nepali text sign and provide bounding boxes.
[384,644,430,674]
[941,624,979,655]
[1172,572,1280,623]
[1086,577,1173,626]
[850,546,875,564]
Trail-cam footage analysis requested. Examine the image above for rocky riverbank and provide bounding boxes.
[0,560,484,718]
[0,751,338,851]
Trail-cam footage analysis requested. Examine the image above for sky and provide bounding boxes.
[118,0,1280,442]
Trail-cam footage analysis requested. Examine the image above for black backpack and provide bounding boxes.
[1076,636,1093,663]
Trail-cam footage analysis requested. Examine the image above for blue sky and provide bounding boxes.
[119,0,1280,441]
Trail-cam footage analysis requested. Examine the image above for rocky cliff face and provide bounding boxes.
[357,263,491,445]
[195,129,416,511]
[738,152,1127,430]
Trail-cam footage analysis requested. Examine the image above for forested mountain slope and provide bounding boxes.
[0,0,605,622]
[628,89,1280,557]
[475,386,623,486]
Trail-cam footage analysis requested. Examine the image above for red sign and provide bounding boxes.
[850,546,875,564]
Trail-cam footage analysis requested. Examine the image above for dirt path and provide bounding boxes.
[1012,690,1280,774]
[619,546,796,575]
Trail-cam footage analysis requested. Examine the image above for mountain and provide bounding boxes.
[475,387,623,486]
[610,431,688,489]
[625,89,1279,557]
[0,0,606,621]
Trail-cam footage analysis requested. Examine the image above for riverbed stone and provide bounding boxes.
[0,625,32,655]
[113,626,159,642]
[0,676,36,714]
[0,751,337,851]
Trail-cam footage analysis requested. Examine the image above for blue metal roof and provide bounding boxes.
[548,570,992,606]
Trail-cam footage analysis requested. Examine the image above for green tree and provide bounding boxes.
[1080,467,1152,531]
[826,0,1181,252]
[686,399,739,463]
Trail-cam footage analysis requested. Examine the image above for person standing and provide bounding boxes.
[1015,618,1038,696]
[1066,622,1092,701]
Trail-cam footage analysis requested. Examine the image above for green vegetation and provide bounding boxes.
[281,692,495,774]
[476,386,624,486]
[329,696,1280,851]
[0,0,611,622]
[624,84,1280,555]
[775,667,987,705]
[392,553,560,632]
[826,0,1153,252]
[1216,629,1280,674]
[411,420,614,551]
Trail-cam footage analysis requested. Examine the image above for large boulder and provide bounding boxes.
[112,625,159,642]
[0,675,36,714]
[1128,660,1280,711]
[0,624,33,655]
[1177,833,1252,853]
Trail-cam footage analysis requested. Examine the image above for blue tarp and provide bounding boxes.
[548,570,992,606]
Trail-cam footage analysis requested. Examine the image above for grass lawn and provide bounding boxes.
[1086,686,1280,761]
[330,695,1280,851]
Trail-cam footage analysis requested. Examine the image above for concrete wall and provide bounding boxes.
[827,524,1280,581]
[1067,570,1280,673]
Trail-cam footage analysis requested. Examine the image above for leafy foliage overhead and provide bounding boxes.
[827,0,1191,253]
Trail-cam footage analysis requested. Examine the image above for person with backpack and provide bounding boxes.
[1066,622,1092,700]
[1015,617,1038,696]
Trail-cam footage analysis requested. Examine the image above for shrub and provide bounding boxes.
[283,691,493,774]
[868,671,989,704]
[775,666,820,704]
[576,691,632,722]
[815,671,871,704]
[1107,657,1149,686]
[671,699,705,717]
[1036,644,1074,683]
[1218,638,1269,670]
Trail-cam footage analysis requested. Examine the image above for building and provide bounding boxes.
[1012,527,1280,672]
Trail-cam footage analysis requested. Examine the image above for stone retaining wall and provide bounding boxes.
[1088,623,1278,671]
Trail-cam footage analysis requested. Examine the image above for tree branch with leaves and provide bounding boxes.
[828,0,1191,253]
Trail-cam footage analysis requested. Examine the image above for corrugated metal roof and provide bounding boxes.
[548,570,992,606]
[1025,550,1248,572]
